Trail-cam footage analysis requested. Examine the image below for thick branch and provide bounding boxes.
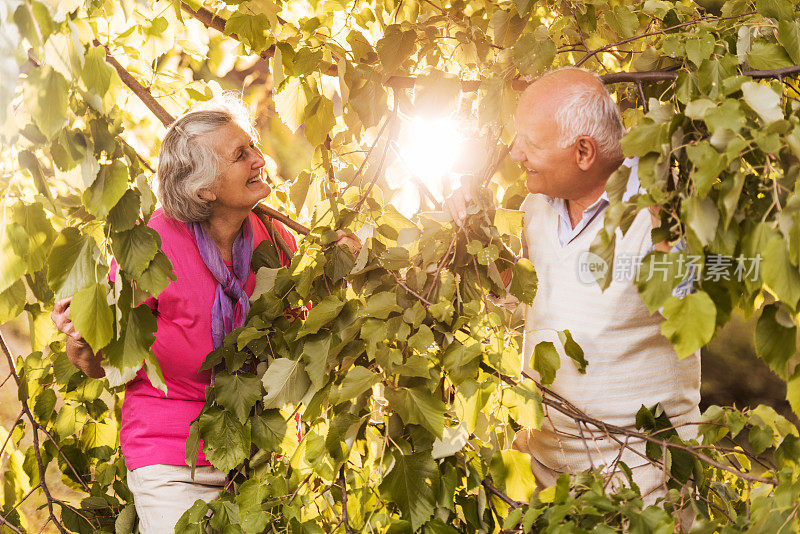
[94,40,174,127]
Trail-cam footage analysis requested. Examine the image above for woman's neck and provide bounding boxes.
[201,209,249,262]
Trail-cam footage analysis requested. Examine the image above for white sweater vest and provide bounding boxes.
[519,193,701,472]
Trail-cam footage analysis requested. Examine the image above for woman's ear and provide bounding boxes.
[198,189,216,202]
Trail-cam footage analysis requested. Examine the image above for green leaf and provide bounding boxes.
[512,30,556,76]
[513,0,534,17]
[378,450,436,530]
[604,5,639,39]
[107,189,141,232]
[501,383,543,429]
[510,258,537,305]
[558,330,587,373]
[748,42,793,70]
[686,141,725,198]
[741,81,783,125]
[274,77,309,132]
[703,99,746,134]
[297,295,345,337]
[47,228,98,300]
[303,94,336,147]
[111,225,160,278]
[70,282,113,352]
[358,291,401,319]
[24,66,69,139]
[81,46,114,97]
[83,161,128,217]
[261,358,311,409]
[385,386,445,437]
[489,449,537,502]
[331,365,379,404]
[761,235,800,308]
[532,341,560,385]
[198,406,251,472]
[683,195,719,247]
[660,292,717,358]
[407,324,435,353]
[376,24,416,73]
[0,280,26,323]
[777,20,800,63]
[755,0,795,20]
[621,120,664,157]
[214,373,262,422]
[251,410,295,452]
[103,304,157,381]
[137,251,176,297]
[224,10,270,52]
[755,304,797,378]
[685,34,715,66]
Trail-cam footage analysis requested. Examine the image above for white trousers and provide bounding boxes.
[126,464,226,534]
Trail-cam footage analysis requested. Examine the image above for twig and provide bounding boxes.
[482,479,524,508]
[424,234,457,301]
[575,10,757,67]
[1,483,41,522]
[0,514,24,534]
[0,409,24,458]
[388,271,433,306]
[37,427,92,493]
[338,466,352,534]
[352,97,399,213]
[346,113,394,189]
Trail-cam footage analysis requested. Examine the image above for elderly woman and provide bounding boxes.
[51,99,359,532]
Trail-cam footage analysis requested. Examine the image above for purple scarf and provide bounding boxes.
[187,217,253,349]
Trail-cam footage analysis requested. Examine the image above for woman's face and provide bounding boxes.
[201,121,270,214]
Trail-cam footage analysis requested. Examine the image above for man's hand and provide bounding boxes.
[334,229,362,257]
[444,185,473,227]
[648,206,671,253]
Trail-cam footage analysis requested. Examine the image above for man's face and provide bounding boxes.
[510,93,580,199]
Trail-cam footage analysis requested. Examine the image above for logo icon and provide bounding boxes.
[576,251,609,284]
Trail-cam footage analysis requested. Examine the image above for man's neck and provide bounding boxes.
[201,209,249,262]
[564,158,623,228]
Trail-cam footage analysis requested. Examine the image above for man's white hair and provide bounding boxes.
[157,93,258,222]
[540,67,624,161]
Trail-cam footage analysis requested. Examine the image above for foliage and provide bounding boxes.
[2,0,800,532]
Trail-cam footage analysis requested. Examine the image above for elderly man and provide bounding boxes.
[448,67,700,505]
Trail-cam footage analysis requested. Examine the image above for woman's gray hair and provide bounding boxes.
[543,67,625,161]
[157,94,257,222]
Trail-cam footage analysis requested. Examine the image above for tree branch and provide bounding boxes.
[181,3,800,90]
[0,331,69,534]
[480,362,776,486]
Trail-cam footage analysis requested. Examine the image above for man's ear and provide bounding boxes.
[198,189,216,202]
[575,136,597,171]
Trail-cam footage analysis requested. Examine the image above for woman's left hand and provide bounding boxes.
[334,229,362,257]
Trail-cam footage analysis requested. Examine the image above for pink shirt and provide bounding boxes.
[120,209,296,470]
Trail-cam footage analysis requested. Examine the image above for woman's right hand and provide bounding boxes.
[51,298,84,342]
[51,298,106,378]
